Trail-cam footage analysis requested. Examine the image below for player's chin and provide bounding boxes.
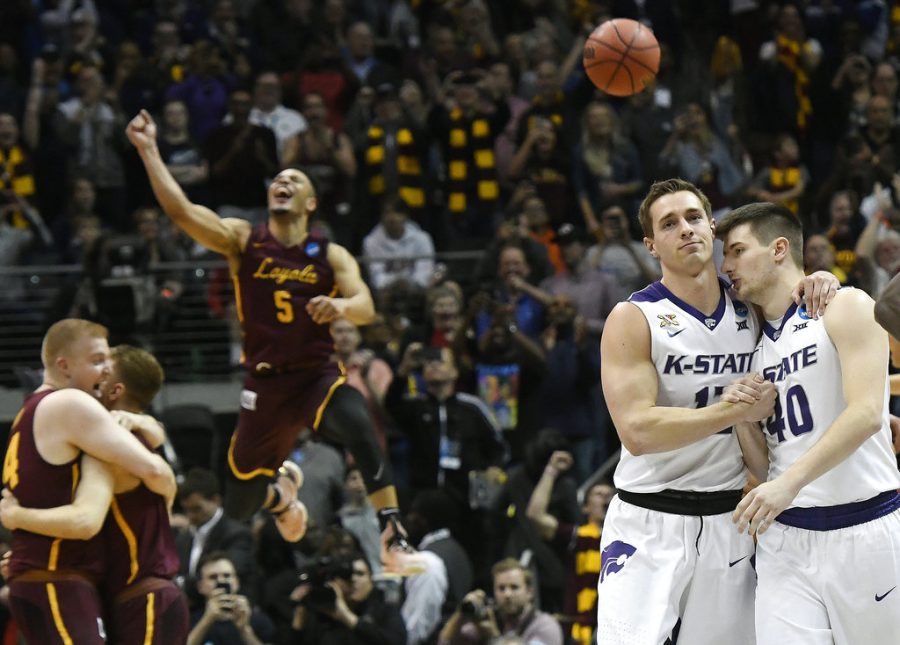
[269,204,293,216]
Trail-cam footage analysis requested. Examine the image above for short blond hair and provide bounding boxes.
[111,345,164,411]
[41,319,108,368]
[491,558,533,588]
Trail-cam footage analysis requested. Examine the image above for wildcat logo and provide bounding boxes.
[600,541,637,583]
[658,314,679,329]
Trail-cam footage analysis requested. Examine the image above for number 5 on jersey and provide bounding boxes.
[274,290,294,323]
[2,432,20,490]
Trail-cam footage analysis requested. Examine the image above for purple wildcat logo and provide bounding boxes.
[600,541,637,583]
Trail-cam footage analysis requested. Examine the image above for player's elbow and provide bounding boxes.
[70,510,106,540]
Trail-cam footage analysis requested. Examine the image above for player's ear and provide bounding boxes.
[773,236,790,263]
[644,237,658,259]
[55,355,69,376]
[305,196,317,213]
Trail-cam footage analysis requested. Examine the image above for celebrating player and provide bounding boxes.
[126,109,421,573]
[719,202,900,644]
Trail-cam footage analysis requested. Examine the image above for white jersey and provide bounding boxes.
[615,279,760,492]
[753,293,900,507]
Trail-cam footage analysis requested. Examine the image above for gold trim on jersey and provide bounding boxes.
[111,499,140,584]
[231,272,245,323]
[312,368,347,431]
[46,582,74,645]
[227,434,275,480]
[143,592,155,645]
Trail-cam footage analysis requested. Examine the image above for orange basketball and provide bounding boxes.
[583,18,660,96]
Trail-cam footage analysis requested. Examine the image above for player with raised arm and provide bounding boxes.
[126,109,421,573]
[719,202,900,644]
[0,320,176,644]
[596,179,837,645]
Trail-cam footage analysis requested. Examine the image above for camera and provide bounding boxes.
[297,556,354,608]
[460,597,493,621]
[215,580,233,595]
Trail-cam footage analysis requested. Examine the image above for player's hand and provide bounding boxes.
[126,109,158,150]
[732,477,799,536]
[740,380,777,423]
[722,373,766,404]
[792,271,839,319]
[306,296,345,324]
[0,489,22,531]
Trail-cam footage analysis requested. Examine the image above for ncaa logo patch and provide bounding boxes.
[797,304,811,320]
[733,300,749,317]
[600,541,637,583]
[240,389,258,411]
[305,241,321,257]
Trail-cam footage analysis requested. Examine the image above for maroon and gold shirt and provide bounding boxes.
[234,226,337,370]
[3,389,105,579]
[103,436,179,598]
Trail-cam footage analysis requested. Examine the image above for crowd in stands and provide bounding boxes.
[3,0,900,643]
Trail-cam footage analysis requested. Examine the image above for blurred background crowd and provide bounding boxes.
[2,0,900,644]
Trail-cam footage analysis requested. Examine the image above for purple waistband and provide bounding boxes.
[776,491,900,531]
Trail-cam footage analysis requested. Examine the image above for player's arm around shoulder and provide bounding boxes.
[824,287,888,434]
[310,242,375,326]
[0,455,113,540]
[39,390,176,503]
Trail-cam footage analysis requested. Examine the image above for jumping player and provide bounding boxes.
[0,320,176,644]
[2,345,189,644]
[126,109,420,572]
[719,202,900,645]
[596,179,837,645]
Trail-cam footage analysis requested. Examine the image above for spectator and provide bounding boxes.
[535,295,608,481]
[518,194,563,275]
[165,39,233,144]
[473,207,554,287]
[158,99,211,206]
[573,102,643,234]
[804,233,850,284]
[343,21,397,88]
[620,80,675,185]
[515,60,574,150]
[0,111,48,243]
[489,61,530,184]
[386,345,507,523]
[55,66,128,229]
[507,117,574,227]
[658,101,746,214]
[354,83,431,242]
[746,133,810,219]
[118,20,188,118]
[287,551,407,644]
[282,91,355,243]
[526,451,615,645]
[429,70,510,247]
[474,243,547,340]
[823,189,866,276]
[438,557,564,645]
[188,551,275,645]
[248,70,307,163]
[362,196,436,293]
[404,488,475,643]
[586,204,661,295]
[418,284,465,350]
[175,468,254,592]
[203,87,278,224]
[540,224,620,338]
[337,466,383,578]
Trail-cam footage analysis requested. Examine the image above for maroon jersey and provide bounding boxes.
[235,226,337,370]
[4,389,105,579]
[102,436,180,598]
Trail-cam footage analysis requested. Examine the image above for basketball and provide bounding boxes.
[583,18,660,96]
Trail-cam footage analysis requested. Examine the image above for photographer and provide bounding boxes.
[437,558,563,645]
[287,552,406,644]
[188,552,274,645]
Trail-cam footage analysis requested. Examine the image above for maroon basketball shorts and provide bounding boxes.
[109,578,189,645]
[9,571,106,644]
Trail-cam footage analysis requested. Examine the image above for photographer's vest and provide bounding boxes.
[364,124,426,209]
[446,108,499,214]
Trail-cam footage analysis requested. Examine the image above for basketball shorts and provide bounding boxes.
[229,362,345,480]
[108,578,189,645]
[9,572,106,644]
[756,493,900,645]
[596,494,756,645]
